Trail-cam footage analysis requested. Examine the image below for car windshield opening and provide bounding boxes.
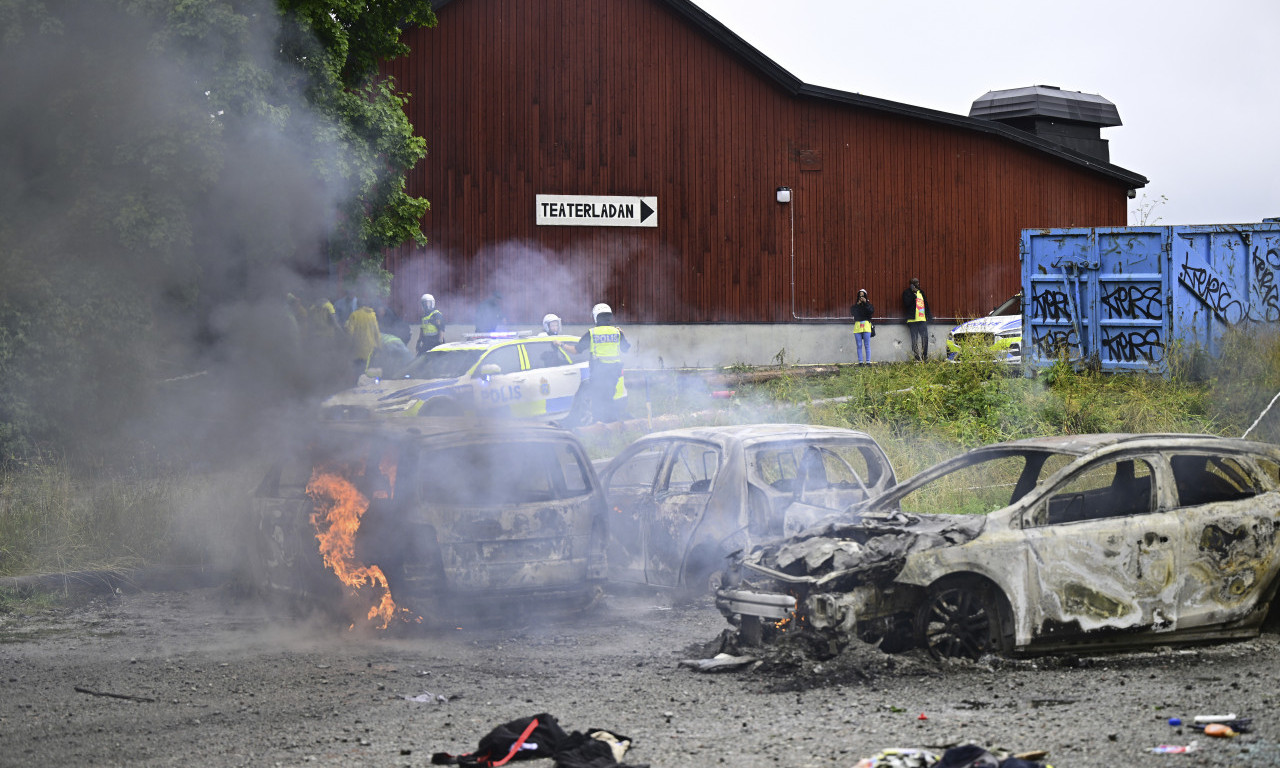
[419,440,591,505]
[403,348,484,379]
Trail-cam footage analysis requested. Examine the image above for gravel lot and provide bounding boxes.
[2,586,1279,767]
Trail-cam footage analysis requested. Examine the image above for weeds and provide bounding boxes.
[4,332,1278,579]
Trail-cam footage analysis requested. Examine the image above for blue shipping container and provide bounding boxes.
[1022,222,1280,373]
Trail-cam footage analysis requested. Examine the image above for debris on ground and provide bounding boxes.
[677,653,759,672]
[404,691,452,703]
[853,744,1051,768]
[430,712,646,768]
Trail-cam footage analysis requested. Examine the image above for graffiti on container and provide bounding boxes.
[1101,285,1163,320]
[1179,261,1244,324]
[1032,327,1078,358]
[1254,247,1280,323]
[1031,288,1073,321]
[1102,329,1164,363]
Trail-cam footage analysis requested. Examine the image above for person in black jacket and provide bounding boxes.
[850,289,875,364]
[901,277,933,361]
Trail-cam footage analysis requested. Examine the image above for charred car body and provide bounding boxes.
[599,424,896,592]
[717,433,1280,658]
[248,420,607,625]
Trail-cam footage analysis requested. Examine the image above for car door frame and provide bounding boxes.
[1015,450,1183,648]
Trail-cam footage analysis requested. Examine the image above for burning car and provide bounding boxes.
[946,293,1022,363]
[321,332,600,421]
[717,433,1280,659]
[247,419,607,627]
[598,424,896,593]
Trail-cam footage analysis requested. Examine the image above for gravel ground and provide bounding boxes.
[2,586,1279,767]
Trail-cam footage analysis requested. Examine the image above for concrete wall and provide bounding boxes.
[427,323,950,368]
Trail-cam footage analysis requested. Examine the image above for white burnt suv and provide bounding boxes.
[247,420,607,627]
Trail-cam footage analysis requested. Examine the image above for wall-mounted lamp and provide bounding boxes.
[776,186,791,204]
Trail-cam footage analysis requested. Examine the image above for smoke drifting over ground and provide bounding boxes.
[0,1,357,465]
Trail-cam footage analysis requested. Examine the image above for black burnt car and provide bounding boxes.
[247,420,607,626]
[599,424,896,593]
[717,433,1280,659]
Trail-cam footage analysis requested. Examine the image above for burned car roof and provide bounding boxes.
[718,432,1280,659]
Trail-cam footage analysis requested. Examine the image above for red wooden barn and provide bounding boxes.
[379,0,1145,334]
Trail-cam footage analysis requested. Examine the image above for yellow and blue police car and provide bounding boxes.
[321,332,623,421]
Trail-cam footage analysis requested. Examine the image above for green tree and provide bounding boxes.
[0,0,435,463]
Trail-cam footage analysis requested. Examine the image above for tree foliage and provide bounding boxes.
[0,0,435,463]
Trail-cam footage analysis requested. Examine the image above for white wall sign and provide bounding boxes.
[536,194,657,227]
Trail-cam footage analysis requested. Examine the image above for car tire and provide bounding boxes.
[914,581,1011,660]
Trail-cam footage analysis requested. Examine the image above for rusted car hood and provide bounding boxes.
[741,511,985,585]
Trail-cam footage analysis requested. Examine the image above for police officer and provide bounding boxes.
[538,313,562,336]
[417,293,445,353]
[573,303,630,423]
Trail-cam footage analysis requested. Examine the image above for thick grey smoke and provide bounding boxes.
[0,1,356,464]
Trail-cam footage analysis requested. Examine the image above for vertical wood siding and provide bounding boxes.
[380,0,1129,325]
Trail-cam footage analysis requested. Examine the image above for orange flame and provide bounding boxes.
[307,468,399,629]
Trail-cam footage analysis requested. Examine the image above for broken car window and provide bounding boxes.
[1257,458,1280,487]
[607,445,666,494]
[662,442,720,494]
[419,441,588,505]
[1040,456,1156,525]
[894,453,1028,516]
[1169,453,1266,506]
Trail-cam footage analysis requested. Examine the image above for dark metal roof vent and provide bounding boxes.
[970,85,1121,162]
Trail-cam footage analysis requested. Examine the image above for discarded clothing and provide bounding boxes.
[431,713,645,768]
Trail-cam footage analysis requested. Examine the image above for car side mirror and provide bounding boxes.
[477,363,502,381]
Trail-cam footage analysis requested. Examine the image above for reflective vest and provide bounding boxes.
[421,309,442,336]
[910,290,926,323]
[345,306,382,367]
[588,326,623,363]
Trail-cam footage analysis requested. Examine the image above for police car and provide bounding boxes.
[322,332,607,420]
[945,293,1022,364]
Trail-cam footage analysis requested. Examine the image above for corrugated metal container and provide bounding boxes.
[1022,222,1280,372]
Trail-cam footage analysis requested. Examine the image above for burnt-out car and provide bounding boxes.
[599,424,896,592]
[717,433,1280,659]
[247,420,607,627]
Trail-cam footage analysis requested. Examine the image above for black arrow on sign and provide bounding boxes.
[639,200,654,223]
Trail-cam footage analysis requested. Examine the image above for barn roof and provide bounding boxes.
[428,0,1147,189]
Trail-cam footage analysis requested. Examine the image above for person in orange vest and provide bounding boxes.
[901,277,933,361]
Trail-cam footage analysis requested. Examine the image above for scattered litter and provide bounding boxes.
[678,653,759,672]
[1167,717,1182,726]
[405,691,452,704]
[854,744,1049,768]
[916,713,928,721]
[1193,713,1236,723]
[853,747,940,768]
[74,686,155,703]
[1147,741,1199,754]
[1189,717,1251,735]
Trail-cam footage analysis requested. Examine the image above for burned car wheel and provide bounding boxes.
[915,583,1010,660]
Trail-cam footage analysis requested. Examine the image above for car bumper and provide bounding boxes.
[717,585,881,634]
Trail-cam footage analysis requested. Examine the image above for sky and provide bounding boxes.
[690,0,1279,227]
